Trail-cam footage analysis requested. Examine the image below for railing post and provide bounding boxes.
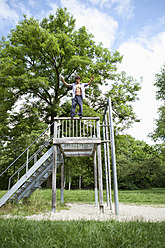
[34,153,37,164]
[8,179,11,191]
[26,149,29,174]
[96,118,104,213]
[54,120,57,137]
[108,98,119,215]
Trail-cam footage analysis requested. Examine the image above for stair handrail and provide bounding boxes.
[0,122,55,177]
[8,135,55,190]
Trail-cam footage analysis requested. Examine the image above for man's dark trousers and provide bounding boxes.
[71,95,83,118]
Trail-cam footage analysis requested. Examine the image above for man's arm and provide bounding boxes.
[87,75,94,86]
[61,76,70,87]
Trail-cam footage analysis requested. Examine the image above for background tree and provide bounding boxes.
[151,63,165,141]
[116,135,165,189]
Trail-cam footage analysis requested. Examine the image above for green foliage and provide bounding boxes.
[151,104,165,141]
[116,135,165,189]
[105,72,141,131]
[151,63,165,142]
[154,63,165,101]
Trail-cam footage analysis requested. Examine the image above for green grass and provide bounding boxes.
[118,188,165,205]
[0,189,165,248]
[0,218,164,248]
[0,188,164,216]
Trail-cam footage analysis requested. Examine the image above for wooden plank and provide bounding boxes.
[52,145,57,212]
[69,120,71,137]
[97,143,104,213]
[80,119,81,137]
[94,120,96,137]
[54,117,100,120]
[65,153,92,157]
[76,119,78,137]
[63,148,93,152]
[66,120,67,137]
[62,120,64,137]
[94,151,98,207]
[83,121,85,137]
[73,119,74,137]
[59,145,66,157]
[53,138,101,144]
[92,144,97,156]
[61,161,64,204]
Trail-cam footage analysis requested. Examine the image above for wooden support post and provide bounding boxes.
[52,145,57,212]
[79,175,81,189]
[94,150,98,207]
[69,166,71,190]
[52,120,57,212]
[105,114,113,210]
[96,119,104,213]
[97,144,104,213]
[61,160,64,204]
[108,98,119,215]
[102,121,110,207]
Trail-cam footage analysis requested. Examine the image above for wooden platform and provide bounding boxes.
[53,137,101,157]
[53,117,101,157]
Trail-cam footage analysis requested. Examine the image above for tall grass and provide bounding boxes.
[0,218,164,248]
[0,188,164,216]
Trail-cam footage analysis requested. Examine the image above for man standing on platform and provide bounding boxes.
[61,75,94,118]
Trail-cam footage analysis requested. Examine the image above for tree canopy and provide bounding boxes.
[0,7,141,138]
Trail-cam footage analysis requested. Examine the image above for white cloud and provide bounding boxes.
[118,32,165,144]
[58,0,118,49]
[113,0,134,19]
[89,0,134,19]
[0,0,19,28]
[90,0,111,9]
[0,0,33,32]
[47,0,58,13]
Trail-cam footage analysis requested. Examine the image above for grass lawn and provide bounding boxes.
[0,188,164,216]
[0,188,164,248]
[0,218,165,248]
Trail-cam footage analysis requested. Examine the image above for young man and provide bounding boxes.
[61,75,94,118]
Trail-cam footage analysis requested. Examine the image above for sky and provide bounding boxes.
[0,0,165,145]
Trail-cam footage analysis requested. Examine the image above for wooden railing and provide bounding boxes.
[54,117,100,138]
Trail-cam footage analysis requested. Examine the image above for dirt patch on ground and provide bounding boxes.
[21,203,165,222]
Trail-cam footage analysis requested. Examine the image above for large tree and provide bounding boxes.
[0,7,141,136]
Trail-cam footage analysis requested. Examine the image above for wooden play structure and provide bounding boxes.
[0,98,119,215]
